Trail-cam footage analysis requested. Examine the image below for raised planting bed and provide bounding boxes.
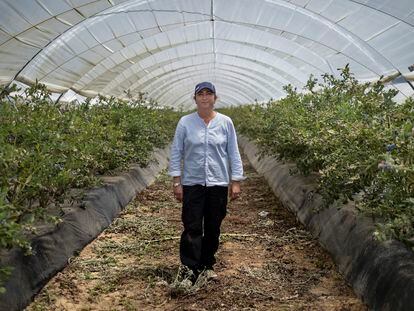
[0,145,170,311]
[239,136,414,311]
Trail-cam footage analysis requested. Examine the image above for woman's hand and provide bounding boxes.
[229,181,241,201]
[173,185,183,202]
[172,178,183,202]
[174,186,183,202]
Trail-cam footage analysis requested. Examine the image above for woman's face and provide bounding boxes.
[195,89,216,110]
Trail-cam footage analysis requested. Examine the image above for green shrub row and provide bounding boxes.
[0,82,181,291]
[222,65,414,248]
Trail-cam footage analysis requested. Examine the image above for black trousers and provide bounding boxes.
[180,185,228,271]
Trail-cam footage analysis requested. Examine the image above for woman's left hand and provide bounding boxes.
[230,181,241,201]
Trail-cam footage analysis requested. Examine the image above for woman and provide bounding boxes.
[168,81,245,284]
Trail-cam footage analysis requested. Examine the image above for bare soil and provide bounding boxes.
[27,152,367,311]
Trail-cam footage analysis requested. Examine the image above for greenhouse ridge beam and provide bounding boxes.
[1,0,413,106]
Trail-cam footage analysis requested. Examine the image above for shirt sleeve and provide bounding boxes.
[168,119,185,177]
[227,118,246,181]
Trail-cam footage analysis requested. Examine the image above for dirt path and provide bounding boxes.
[27,153,367,311]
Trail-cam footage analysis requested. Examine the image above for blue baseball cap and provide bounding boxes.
[195,81,216,94]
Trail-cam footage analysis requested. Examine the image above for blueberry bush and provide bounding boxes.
[0,82,181,291]
[222,65,414,249]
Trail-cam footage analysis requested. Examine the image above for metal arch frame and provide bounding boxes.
[101,39,308,94]
[163,86,266,108]
[100,0,403,73]
[17,3,402,90]
[19,11,212,81]
[244,0,396,72]
[139,61,288,99]
[4,0,410,84]
[75,29,323,93]
[119,51,304,98]
[153,72,274,106]
[81,44,306,98]
[109,52,287,98]
[0,0,133,85]
[164,82,255,110]
[214,54,293,85]
[166,84,253,110]
[177,92,261,109]
[183,93,250,110]
[73,22,333,89]
[0,0,414,46]
[214,94,270,108]
[213,21,332,72]
[175,83,275,109]
[3,0,412,103]
[73,22,213,88]
[111,54,292,97]
[136,62,284,99]
[154,72,269,106]
[136,70,274,102]
[152,67,286,108]
[72,20,332,90]
[106,51,292,103]
[13,12,387,103]
[346,0,414,28]
[170,88,253,110]
[74,16,379,93]
[3,0,411,53]
[27,19,376,93]
[140,61,286,94]
[222,21,390,76]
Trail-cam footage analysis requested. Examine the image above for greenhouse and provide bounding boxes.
[1,0,414,310]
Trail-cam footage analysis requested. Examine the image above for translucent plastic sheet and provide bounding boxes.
[0,0,413,107]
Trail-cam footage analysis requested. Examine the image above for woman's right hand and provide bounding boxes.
[173,185,183,202]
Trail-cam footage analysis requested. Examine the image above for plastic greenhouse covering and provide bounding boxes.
[3,2,414,311]
[0,0,413,109]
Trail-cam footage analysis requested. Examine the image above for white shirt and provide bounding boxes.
[168,111,245,186]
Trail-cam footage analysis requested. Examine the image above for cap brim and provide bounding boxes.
[195,87,215,94]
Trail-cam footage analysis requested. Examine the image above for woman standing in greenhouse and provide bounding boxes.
[168,81,245,285]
